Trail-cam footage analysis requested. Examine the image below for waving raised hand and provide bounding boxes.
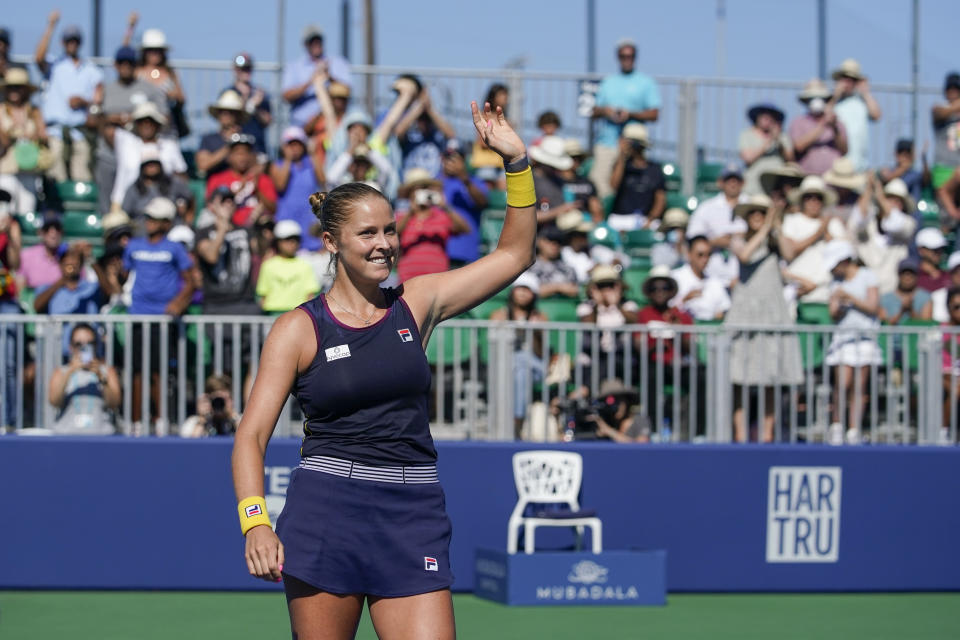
[472,101,525,164]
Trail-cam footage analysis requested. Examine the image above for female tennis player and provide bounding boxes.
[232,100,534,639]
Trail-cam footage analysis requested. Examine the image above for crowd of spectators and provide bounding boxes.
[2,16,960,444]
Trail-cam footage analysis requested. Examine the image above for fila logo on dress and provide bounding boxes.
[398,328,414,343]
[424,556,438,571]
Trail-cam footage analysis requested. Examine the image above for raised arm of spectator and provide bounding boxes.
[122,11,138,47]
[937,169,960,221]
[832,113,848,154]
[393,95,426,139]
[779,217,828,262]
[3,217,21,271]
[326,150,353,186]
[858,79,882,121]
[371,79,418,145]
[196,204,231,265]
[166,68,186,105]
[610,139,629,191]
[424,89,457,139]
[283,62,322,104]
[932,98,960,124]
[365,148,399,199]
[311,70,337,132]
[34,10,60,77]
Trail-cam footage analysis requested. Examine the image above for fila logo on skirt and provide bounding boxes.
[424,556,439,571]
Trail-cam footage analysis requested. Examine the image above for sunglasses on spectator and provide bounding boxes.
[72,340,94,348]
[596,281,618,289]
[648,284,673,292]
[802,193,824,201]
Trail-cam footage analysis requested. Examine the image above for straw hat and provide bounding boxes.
[832,58,865,81]
[556,210,594,234]
[823,157,866,193]
[733,194,773,218]
[529,135,574,171]
[208,90,249,121]
[622,123,650,146]
[1,67,37,93]
[788,175,838,207]
[798,78,831,102]
[598,378,639,403]
[883,178,915,214]
[563,138,587,158]
[759,163,805,196]
[398,168,442,198]
[642,265,678,296]
[101,209,132,236]
[328,82,350,98]
[590,264,622,285]
[141,28,169,50]
[660,208,689,231]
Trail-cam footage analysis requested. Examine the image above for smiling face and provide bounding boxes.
[746,208,767,232]
[801,192,824,217]
[323,196,398,284]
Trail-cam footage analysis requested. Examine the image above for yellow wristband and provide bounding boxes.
[238,496,271,536]
[505,166,536,209]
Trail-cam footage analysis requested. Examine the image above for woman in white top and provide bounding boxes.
[823,240,881,443]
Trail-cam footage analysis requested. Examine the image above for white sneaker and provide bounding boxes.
[845,428,861,445]
[828,423,844,445]
[938,427,952,446]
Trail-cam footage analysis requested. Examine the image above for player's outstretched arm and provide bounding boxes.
[403,101,536,335]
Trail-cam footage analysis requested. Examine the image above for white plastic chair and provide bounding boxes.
[507,450,603,554]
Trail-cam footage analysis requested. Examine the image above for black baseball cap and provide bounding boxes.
[41,214,63,230]
[115,46,136,63]
[945,72,960,92]
[895,138,914,154]
[0,28,10,45]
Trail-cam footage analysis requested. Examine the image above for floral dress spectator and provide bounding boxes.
[739,103,793,196]
[270,127,325,252]
[396,169,470,282]
[789,79,848,176]
[726,195,803,442]
[0,67,48,215]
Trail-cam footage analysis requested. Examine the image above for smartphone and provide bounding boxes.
[80,344,94,365]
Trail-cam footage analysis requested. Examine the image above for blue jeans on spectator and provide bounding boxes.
[513,349,545,420]
[0,299,21,428]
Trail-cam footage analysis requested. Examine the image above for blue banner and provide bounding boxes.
[1,437,958,591]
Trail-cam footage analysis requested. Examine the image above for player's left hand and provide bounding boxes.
[471,101,525,163]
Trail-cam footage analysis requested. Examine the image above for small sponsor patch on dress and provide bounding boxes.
[325,344,352,361]
[424,556,439,571]
[244,504,262,518]
[398,328,413,342]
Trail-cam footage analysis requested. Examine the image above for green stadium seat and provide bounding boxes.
[189,179,207,214]
[695,318,724,364]
[468,289,509,320]
[589,225,619,249]
[622,266,650,305]
[602,193,615,215]
[662,162,682,192]
[480,209,505,250]
[486,190,507,211]
[666,191,691,212]
[796,302,832,370]
[426,325,474,366]
[56,181,98,211]
[879,318,937,371]
[696,162,724,187]
[62,211,102,239]
[16,212,44,239]
[623,229,659,250]
[538,296,579,322]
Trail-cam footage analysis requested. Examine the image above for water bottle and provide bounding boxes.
[661,418,672,443]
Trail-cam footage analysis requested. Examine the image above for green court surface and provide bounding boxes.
[1,591,957,639]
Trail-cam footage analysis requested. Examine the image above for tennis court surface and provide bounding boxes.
[2,591,958,639]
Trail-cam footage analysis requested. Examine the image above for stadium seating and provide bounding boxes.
[480,209,505,251]
[486,189,507,211]
[538,296,579,322]
[622,266,650,305]
[62,211,102,240]
[796,302,832,369]
[56,181,97,212]
[662,162,682,192]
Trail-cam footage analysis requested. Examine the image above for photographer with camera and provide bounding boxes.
[181,374,241,437]
[395,168,471,282]
[609,123,665,231]
[49,323,121,435]
[556,379,649,443]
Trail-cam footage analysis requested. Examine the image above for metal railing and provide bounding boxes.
[1,313,957,445]
[14,55,942,195]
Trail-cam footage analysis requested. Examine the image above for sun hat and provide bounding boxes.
[733,193,773,218]
[342,110,374,131]
[328,82,350,98]
[141,28,168,50]
[823,157,866,193]
[832,58,865,81]
[398,168,442,198]
[564,138,587,158]
[274,220,302,240]
[822,240,855,271]
[512,271,540,295]
[556,210,594,234]
[139,144,162,166]
[883,178,916,214]
[281,126,308,145]
[590,264,622,285]
[61,25,83,42]
[798,78,831,102]
[660,208,690,231]
[167,224,195,249]
[916,227,947,251]
[131,102,168,126]
[208,90,249,121]
[144,197,176,220]
[642,265,678,296]
[528,135,574,171]
[759,163,805,196]
[598,378,639,403]
[747,103,785,124]
[101,209,132,236]
[1,67,37,93]
[302,25,324,43]
[789,175,838,207]
[622,123,650,146]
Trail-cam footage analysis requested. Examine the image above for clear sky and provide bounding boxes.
[5,0,956,86]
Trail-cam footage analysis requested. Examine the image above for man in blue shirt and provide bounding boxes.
[34,10,103,182]
[282,25,352,128]
[441,141,488,265]
[590,38,661,200]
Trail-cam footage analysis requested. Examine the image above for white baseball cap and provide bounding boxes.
[512,271,540,295]
[823,240,855,271]
[144,197,176,220]
[916,227,947,250]
[274,220,302,239]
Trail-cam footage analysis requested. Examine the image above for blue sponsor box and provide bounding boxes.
[474,548,667,606]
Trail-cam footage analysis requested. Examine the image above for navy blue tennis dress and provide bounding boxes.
[275,289,454,597]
